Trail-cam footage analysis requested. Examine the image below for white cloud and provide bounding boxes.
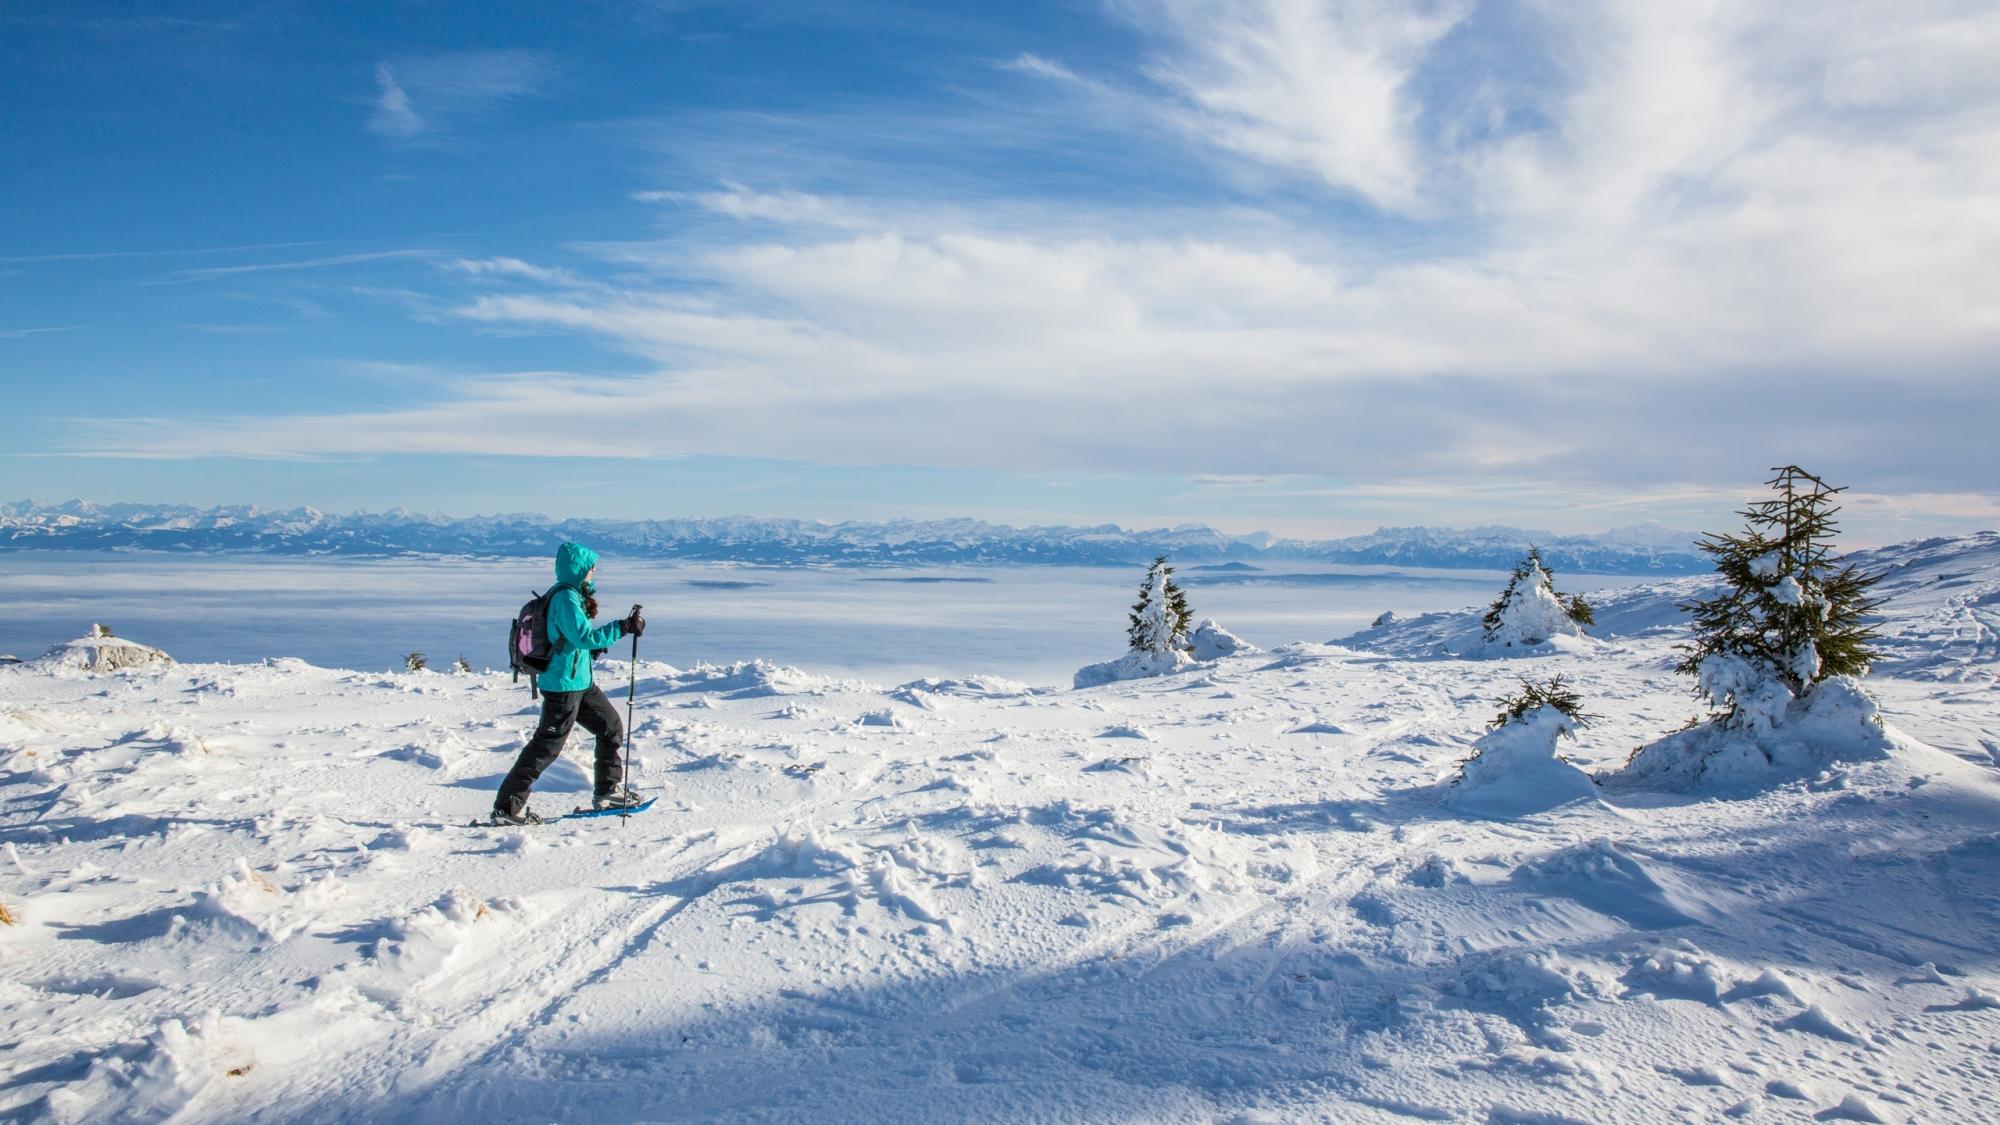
[1123,0,1470,213]
[159,249,437,283]
[72,4,2000,512]
[1001,52,1082,84]
[440,257,580,285]
[634,184,878,230]
[369,61,423,138]
[366,50,556,141]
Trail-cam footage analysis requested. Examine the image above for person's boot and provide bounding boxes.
[592,788,645,811]
[490,804,544,826]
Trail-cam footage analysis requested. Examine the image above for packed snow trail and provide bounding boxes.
[3,537,1999,1122]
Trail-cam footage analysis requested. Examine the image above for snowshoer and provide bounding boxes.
[492,541,646,825]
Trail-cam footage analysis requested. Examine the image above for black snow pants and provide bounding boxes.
[495,684,624,815]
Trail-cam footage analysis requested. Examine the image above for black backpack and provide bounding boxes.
[507,585,573,696]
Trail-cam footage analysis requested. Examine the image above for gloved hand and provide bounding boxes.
[623,608,646,638]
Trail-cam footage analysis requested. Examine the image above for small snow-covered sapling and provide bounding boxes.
[1490,674,1595,730]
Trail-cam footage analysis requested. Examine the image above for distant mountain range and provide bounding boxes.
[0,500,1711,574]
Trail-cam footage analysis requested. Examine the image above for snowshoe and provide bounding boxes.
[489,806,544,826]
[591,788,646,811]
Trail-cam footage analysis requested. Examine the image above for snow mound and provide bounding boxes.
[184,858,343,945]
[889,675,1033,710]
[1512,839,1716,930]
[1775,1002,1861,1044]
[370,887,522,986]
[38,625,173,673]
[1620,940,1731,1003]
[1405,853,1471,887]
[185,858,289,943]
[891,675,1033,704]
[1815,1093,1887,1122]
[1186,618,1258,660]
[1448,705,1598,817]
[1610,675,1902,793]
[1073,646,1194,689]
[658,660,846,699]
[56,1010,257,1124]
[1344,606,1590,661]
[1445,949,1597,1027]
[1097,724,1153,740]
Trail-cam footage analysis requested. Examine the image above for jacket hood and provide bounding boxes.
[554,541,598,587]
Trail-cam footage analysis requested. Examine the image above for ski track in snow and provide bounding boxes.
[3,537,2000,1122]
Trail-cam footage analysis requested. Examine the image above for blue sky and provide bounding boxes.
[4,1,1996,544]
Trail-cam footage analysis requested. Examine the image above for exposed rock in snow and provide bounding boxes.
[38,625,173,672]
[1448,705,1598,817]
[1185,618,1258,661]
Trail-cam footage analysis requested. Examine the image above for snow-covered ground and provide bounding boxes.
[2,535,1996,1122]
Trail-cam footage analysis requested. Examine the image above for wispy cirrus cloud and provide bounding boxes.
[0,239,344,266]
[370,62,423,138]
[1116,0,1468,213]
[438,257,582,286]
[157,249,439,283]
[999,51,1083,84]
[367,50,558,142]
[0,324,87,339]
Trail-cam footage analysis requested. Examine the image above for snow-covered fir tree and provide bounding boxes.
[1450,676,1599,815]
[1481,547,1592,646]
[1677,466,1883,725]
[1127,556,1193,654]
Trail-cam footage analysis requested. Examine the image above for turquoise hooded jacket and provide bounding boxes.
[539,541,626,694]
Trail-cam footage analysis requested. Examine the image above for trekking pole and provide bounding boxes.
[624,604,641,824]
